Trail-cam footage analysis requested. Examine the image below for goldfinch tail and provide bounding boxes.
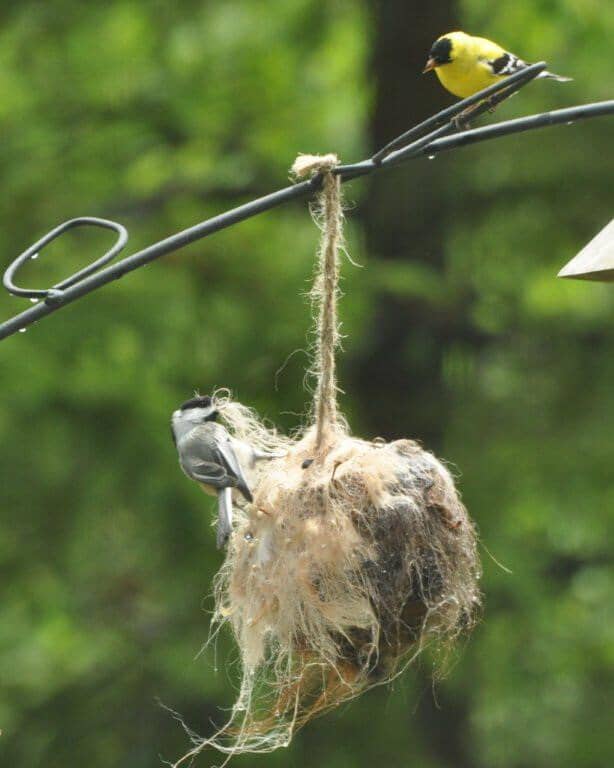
[539,70,572,83]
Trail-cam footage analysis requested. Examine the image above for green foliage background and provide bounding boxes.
[0,2,612,766]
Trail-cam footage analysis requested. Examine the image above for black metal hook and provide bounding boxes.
[2,216,128,305]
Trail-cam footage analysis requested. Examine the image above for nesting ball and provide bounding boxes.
[207,403,481,754]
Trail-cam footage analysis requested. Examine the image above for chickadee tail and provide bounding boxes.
[216,487,233,549]
[236,477,253,503]
[539,70,573,83]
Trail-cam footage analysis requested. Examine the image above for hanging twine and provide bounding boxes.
[172,155,480,764]
[291,153,344,451]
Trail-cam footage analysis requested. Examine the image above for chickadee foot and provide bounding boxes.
[330,460,345,482]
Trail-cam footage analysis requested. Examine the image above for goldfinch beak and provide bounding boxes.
[422,57,436,73]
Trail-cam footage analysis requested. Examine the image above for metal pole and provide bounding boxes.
[2,83,614,341]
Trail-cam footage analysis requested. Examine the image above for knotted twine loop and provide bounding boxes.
[291,153,343,451]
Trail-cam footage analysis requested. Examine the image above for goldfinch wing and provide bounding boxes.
[488,51,528,76]
[486,50,571,82]
[472,36,529,77]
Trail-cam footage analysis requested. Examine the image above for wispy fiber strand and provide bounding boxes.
[292,153,344,449]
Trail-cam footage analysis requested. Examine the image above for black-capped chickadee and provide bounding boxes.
[171,395,277,549]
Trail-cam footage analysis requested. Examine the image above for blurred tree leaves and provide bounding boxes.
[0,1,613,767]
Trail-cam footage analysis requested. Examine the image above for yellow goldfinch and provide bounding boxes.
[423,31,571,99]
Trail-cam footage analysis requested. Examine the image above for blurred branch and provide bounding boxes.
[2,67,613,342]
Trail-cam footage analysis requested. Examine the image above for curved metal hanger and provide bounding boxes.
[1,62,613,341]
[3,217,128,305]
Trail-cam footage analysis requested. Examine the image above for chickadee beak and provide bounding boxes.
[422,57,436,73]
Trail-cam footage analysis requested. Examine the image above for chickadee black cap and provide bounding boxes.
[180,395,213,411]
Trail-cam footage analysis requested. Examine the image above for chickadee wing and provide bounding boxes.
[215,438,253,503]
[188,459,234,488]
